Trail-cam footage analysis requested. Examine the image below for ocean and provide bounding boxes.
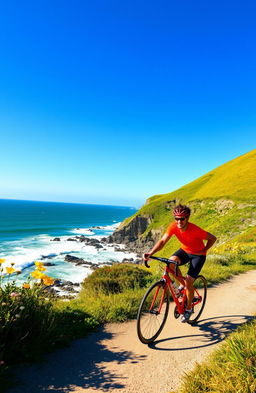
[0,199,137,286]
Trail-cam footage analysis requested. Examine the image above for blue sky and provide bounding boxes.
[0,1,255,207]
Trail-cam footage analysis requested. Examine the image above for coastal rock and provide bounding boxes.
[41,253,57,259]
[64,254,99,269]
[95,244,103,249]
[106,214,162,256]
[108,215,150,244]
[65,255,86,264]
[43,262,56,266]
[51,238,60,241]
[78,236,101,246]
[67,238,77,242]
[122,258,134,263]
[52,279,80,298]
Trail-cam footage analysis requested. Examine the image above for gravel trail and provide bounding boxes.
[8,270,256,393]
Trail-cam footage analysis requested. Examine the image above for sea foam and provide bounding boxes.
[0,223,137,284]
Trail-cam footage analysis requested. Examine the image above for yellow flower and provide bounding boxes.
[0,259,5,264]
[42,275,55,286]
[22,283,30,289]
[6,267,16,274]
[34,261,46,271]
[34,261,43,267]
[38,266,46,272]
[31,270,44,279]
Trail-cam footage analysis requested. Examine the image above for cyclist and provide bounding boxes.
[143,204,216,322]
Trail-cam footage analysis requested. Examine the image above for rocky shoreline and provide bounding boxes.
[44,233,142,298]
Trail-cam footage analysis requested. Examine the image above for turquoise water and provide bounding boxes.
[0,199,137,284]
[0,199,136,241]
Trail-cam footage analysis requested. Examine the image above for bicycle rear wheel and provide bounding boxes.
[137,281,169,344]
[188,275,207,325]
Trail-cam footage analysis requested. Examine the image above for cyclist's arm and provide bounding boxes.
[143,233,171,261]
[203,232,217,253]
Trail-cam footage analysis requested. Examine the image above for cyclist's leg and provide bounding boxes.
[170,249,190,287]
[184,275,195,309]
[186,255,206,309]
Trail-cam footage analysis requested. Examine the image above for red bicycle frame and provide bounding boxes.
[151,264,202,315]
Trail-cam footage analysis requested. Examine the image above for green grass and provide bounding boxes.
[178,317,256,393]
[119,150,256,253]
[82,263,153,295]
[56,264,157,323]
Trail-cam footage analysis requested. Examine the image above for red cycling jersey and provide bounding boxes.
[166,222,208,255]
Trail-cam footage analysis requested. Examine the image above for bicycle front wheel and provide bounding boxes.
[188,275,207,325]
[137,281,170,344]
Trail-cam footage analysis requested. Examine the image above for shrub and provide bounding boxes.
[72,287,148,323]
[0,281,56,364]
[0,260,100,392]
[82,263,153,295]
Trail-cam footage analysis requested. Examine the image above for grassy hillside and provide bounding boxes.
[119,149,256,260]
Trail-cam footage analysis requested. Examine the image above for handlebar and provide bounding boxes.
[144,255,179,276]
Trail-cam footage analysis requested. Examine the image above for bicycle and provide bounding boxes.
[137,256,207,344]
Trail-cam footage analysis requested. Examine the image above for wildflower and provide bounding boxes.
[20,306,25,310]
[31,270,44,279]
[34,261,46,271]
[0,360,5,366]
[22,283,30,289]
[15,314,20,318]
[1,302,7,306]
[42,275,55,286]
[6,266,16,274]
[10,292,19,297]
[37,265,46,272]
[0,259,5,264]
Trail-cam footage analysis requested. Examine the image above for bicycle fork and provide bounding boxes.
[149,279,166,315]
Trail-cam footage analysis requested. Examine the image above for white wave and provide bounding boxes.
[91,222,120,231]
[0,235,86,272]
[69,228,95,235]
[0,221,137,285]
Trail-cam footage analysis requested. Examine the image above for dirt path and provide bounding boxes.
[8,270,256,393]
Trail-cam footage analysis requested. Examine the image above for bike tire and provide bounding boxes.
[188,275,207,325]
[137,281,170,344]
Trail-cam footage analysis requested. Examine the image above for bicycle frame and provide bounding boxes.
[149,260,202,316]
[159,264,186,315]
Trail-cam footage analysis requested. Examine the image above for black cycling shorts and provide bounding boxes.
[171,248,206,279]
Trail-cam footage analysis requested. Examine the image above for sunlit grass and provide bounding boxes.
[178,317,256,393]
[56,264,156,323]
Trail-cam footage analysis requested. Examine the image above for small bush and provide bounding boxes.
[0,260,99,393]
[0,282,56,364]
[70,287,148,323]
[82,264,153,295]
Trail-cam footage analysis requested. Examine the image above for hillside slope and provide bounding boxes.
[109,149,256,257]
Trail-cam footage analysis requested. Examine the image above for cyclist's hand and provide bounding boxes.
[143,253,152,261]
